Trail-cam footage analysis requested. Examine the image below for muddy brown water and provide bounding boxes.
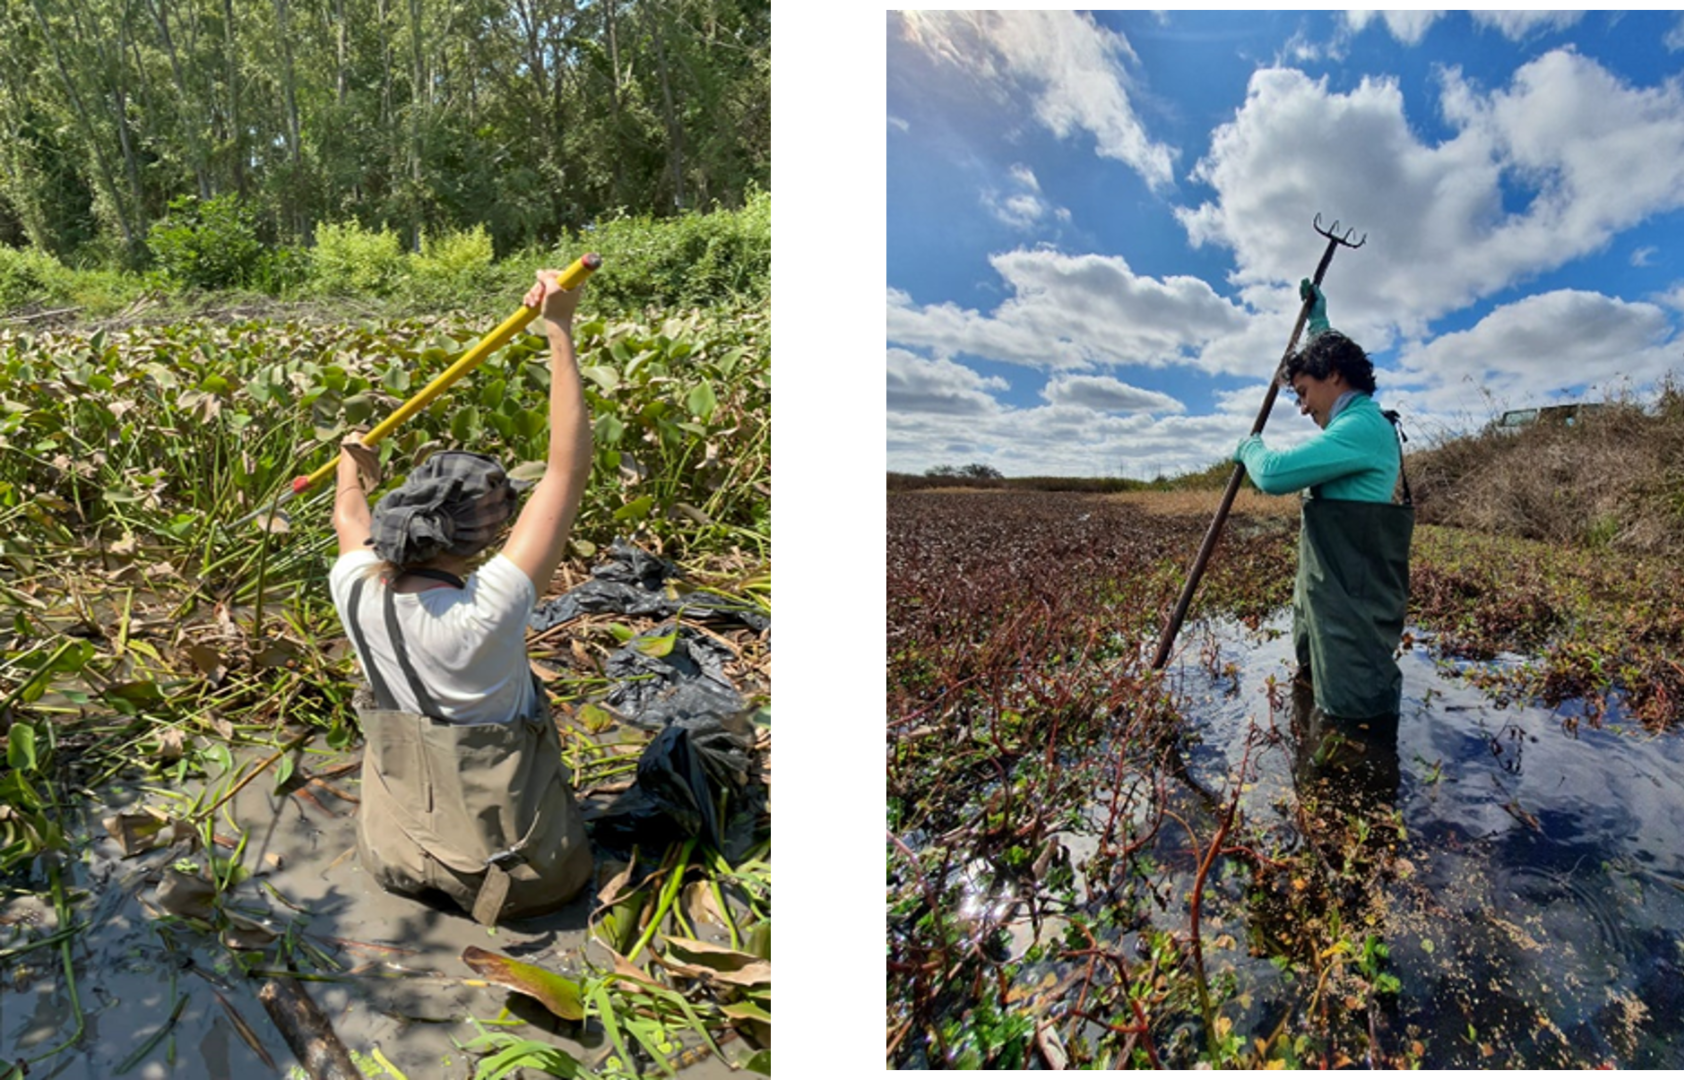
[0,738,739,1079]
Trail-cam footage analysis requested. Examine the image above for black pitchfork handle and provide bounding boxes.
[1148,216,1366,671]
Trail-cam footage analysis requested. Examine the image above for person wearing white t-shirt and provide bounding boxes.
[327,267,596,921]
[330,269,592,699]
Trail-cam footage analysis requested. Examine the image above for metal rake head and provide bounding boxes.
[1313,213,1366,248]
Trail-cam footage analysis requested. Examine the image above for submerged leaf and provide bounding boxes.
[461,945,585,1021]
[185,644,229,681]
[153,866,217,920]
[253,511,292,535]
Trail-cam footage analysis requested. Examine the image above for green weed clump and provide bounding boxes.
[307,220,408,296]
[571,189,771,314]
[410,223,496,300]
[0,244,57,308]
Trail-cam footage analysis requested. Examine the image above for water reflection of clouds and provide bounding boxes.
[1171,614,1684,1064]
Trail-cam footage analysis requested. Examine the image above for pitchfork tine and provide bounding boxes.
[1313,212,1366,249]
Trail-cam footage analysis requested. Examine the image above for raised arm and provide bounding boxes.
[499,270,592,595]
[332,436,378,554]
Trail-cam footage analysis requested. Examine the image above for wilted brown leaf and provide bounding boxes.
[655,937,771,987]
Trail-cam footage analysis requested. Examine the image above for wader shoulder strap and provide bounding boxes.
[345,578,399,711]
[1382,410,1414,507]
[381,586,444,718]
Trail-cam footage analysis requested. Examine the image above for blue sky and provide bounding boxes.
[886,10,1684,479]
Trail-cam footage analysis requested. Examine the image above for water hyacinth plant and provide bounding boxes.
[0,296,770,1078]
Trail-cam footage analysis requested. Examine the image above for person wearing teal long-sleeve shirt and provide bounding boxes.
[1234,281,1413,720]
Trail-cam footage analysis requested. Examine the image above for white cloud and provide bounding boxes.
[886,398,1260,479]
[885,348,1008,417]
[1395,290,1678,409]
[1344,10,1445,46]
[1667,16,1684,52]
[886,249,1252,373]
[981,163,1065,231]
[893,10,1177,190]
[1470,11,1585,40]
[984,192,1049,230]
[1175,51,1684,343]
[1042,375,1185,414]
[1656,284,1684,312]
[1633,246,1658,267]
[888,115,910,133]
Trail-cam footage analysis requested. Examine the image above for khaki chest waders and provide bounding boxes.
[344,576,592,925]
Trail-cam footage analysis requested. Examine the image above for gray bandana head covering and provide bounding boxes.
[368,451,518,567]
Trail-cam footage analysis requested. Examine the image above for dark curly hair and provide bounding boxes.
[1281,330,1376,395]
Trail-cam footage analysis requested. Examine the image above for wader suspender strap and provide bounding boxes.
[1383,410,1414,507]
[344,576,452,715]
[381,587,445,718]
[345,578,398,710]
[344,575,547,926]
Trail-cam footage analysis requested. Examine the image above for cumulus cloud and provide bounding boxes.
[892,10,1177,190]
[1175,50,1684,342]
[886,348,1009,417]
[1470,11,1585,40]
[1343,10,1445,46]
[1041,375,1185,414]
[884,352,1212,475]
[1668,16,1684,52]
[1656,284,1684,312]
[886,398,1261,479]
[1395,290,1678,409]
[886,249,1252,373]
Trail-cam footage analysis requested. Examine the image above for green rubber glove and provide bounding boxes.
[1300,278,1330,338]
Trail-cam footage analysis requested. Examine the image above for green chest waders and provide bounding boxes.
[1293,415,1415,720]
[344,576,592,926]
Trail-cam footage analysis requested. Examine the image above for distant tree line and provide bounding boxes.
[0,0,769,265]
[925,463,1003,480]
[888,458,1250,494]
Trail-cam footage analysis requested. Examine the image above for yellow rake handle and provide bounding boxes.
[294,252,601,494]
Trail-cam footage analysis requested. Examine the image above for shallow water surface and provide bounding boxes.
[0,740,738,1079]
[1156,615,1684,1067]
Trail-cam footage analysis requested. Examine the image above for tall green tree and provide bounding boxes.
[0,0,770,263]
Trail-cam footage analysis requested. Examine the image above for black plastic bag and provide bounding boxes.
[528,539,769,634]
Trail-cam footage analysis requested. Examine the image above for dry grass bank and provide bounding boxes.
[1107,486,1300,519]
[1410,378,1684,554]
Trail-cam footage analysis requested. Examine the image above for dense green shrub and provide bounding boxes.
[414,224,494,281]
[575,188,770,313]
[408,223,496,303]
[309,220,406,295]
[0,244,54,308]
[3,194,771,317]
[147,195,265,290]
